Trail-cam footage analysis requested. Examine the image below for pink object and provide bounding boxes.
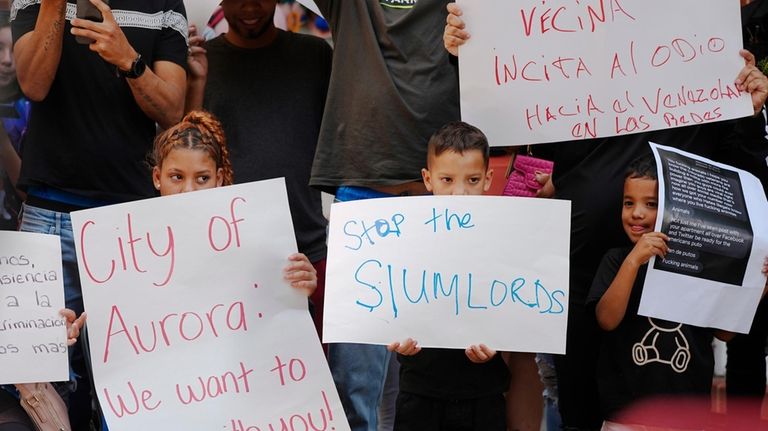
[502,155,554,197]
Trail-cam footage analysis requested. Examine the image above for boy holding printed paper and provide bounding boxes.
[387,121,510,431]
[587,156,768,430]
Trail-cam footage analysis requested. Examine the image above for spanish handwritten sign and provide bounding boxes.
[642,143,768,333]
[323,196,571,354]
[458,0,753,146]
[71,179,349,431]
[0,231,67,384]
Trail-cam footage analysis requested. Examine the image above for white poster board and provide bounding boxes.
[0,231,68,384]
[642,144,768,333]
[459,0,753,147]
[323,196,571,354]
[71,179,349,431]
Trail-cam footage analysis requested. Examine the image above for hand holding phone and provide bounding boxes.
[75,0,110,45]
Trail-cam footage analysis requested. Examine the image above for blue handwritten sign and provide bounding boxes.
[324,196,571,354]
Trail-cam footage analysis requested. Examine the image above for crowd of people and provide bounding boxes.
[0,0,767,430]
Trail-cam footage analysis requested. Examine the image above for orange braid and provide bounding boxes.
[151,110,234,186]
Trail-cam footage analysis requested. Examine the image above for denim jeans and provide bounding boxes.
[329,343,392,431]
[18,204,83,315]
[18,204,100,429]
[329,186,398,431]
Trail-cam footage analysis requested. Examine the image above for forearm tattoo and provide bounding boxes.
[42,3,66,54]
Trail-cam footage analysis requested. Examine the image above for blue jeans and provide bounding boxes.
[329,343,392,431]
[18,204,102,429]
[18,204,83,315]
[329,186,398,431]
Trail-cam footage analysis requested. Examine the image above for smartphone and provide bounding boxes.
[75,0,110,45]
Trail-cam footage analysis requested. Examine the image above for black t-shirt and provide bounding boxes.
[587,247,715,423]
[532,117,766,428]
[397,348,510,400]
[11,0,188,203]
[310,0,460,192]
[203,32,330,262]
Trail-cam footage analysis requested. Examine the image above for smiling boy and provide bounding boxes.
[588,156,727,429]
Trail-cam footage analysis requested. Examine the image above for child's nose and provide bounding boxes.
[182,181,196,193]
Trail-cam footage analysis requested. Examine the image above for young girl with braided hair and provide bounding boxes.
[150,110,317,295]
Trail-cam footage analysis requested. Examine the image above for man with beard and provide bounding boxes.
[186,0,331,346]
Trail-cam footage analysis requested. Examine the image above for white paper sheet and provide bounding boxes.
[71,179,349,431]
[323,195,571,354]
[0,231,67,384]
[459,0,753,146]
[641,144,768,333]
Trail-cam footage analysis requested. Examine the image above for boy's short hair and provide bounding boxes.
[427,121,490,167]
[626,154,658,181]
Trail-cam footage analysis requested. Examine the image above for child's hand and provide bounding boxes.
[284,253,317,297]
[387,338,421,356]
[60,309,87,346]
[627,232,669,267]
[762,256,767,276]
[465,344,496,363]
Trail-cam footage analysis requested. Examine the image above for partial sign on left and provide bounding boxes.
[0,231,67,384]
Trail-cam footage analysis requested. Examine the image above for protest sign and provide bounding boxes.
[0,231,67,384]
[323,196,571,354]
[458,0,753,147]
[640,144,768,333]
[71,179,348,431]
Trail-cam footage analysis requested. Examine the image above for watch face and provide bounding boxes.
[133,57,146,77]
[121,55,146,79]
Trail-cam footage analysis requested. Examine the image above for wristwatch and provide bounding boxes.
[117,54,147,79]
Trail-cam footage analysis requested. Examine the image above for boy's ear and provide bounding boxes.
[216,168,224,187]
[152,167,161,191]
[483,168,494,192]
[421,168,434,192]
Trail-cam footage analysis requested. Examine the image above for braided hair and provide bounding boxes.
[150,110,234,186]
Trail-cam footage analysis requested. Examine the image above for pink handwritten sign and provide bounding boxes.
[71,179,349,431]
[458,0,753,146]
